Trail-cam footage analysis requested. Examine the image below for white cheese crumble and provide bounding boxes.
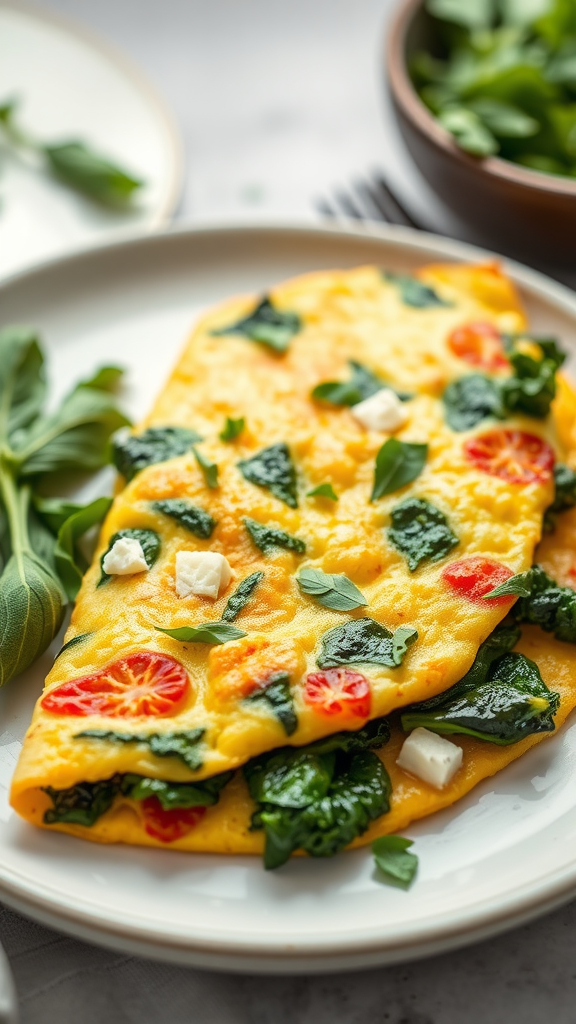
[351,388,408,432]
[175,551,232,600]
[396,727,463,789]
[102,536,149,576]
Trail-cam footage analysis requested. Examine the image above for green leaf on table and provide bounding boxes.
[40,496,112,600]
[219,416,245,442]
[98,528,160,585]
[54,632,93,661]
[43,141,143,206]
[388,497,459,571]
[307,483,338,500]
[244,517,306,555]
[221,571,264,622]
[152,498,216,539]
[156,621,247,644]
[383,271,452,308]
[193,447,219,488]
[76,727,206,772]
[372,835,419,890]
[238,442,298,507]
[317,617,418,669]
[112,426,202,482]
[211,296,301,353]
[482,571,532,600]
[0,546,66,687]
[244,671,298,736]
[443,374,503,432]
[371,439,428,501]
[297,567,367,611]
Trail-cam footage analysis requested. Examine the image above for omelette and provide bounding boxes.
[10,261,576,868]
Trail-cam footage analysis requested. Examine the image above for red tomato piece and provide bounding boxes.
[304,668,371,718]
[464,429,555,485]
[448,321,509,372]
[442,556,515,604]
[41,652,189,718]
[141,797,206,843]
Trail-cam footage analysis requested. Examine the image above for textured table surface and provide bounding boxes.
[2,1,576,1022]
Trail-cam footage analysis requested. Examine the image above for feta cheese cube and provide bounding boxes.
[102,536,149,576]
[351,388,408,432]
[175,551,232,600]
[396,727,463,789]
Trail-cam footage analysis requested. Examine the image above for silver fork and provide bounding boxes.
[316,170,422,229]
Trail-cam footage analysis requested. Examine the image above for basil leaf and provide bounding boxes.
[120,771,232,809]
[0,325,46,439]
[297,567,367,611]
[221,571,264,622]
[112,426,202,481]
[44,141,143,206]
[156,621,247,644]
[43,776,121,827]
[220,416,245,442]
[372,835,419,889]
[152,498,216,539]
[383,271,452,308]
[238,442,298,508]
[99,528,160,585]
[307,483,338,500]
[244,671,298,736]
[317,617,418,669]
[483,571,532,600]
[244,517,306,555]
[388,497,459,571]
[54,632,92,661]
[513,565,576,644]
[193,446,218,489]
[371,439,428,500]
[211,296,301,353]
[76,727,206,771]
[443,375,503,432]
[51,497,112,600]
[311,361,410,407]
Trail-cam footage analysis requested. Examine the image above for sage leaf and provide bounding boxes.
[44,141,143,206]
[372,835,418,890]
[245,671,298,735]
[152,498,216,539]
[244,517,306,555]
[221,571,264,622]
[0,325,46,440]
[193,446,219,488]
[317,617,418,669]
[211,296,301,353]
[99,528,160,585]
[383,272,452,308]
[112,426,202,482]
[156,621,247,644]
[307,483,338,500]
[297,568,367,611]
[482,571,532,600]
[76,727,206,771]
[238,442,298,507]
[51,497,112,600]
[371,439,428,501]
[388,497,459,571]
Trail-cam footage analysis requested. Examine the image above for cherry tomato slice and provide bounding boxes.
[141,797,206,843]
[41,652,189,718]
[304,668,371,718]
[448,321,509,372]
[464,429,555,485]
[442,556,515,604]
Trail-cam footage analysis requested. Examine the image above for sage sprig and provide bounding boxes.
[297,568,367,611]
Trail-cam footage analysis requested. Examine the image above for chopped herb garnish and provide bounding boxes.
[317,617,418,669]
[156,621,247,645]
[383,271,451,308]
[244,671,298,736]
[482,571,532,600]
[372,835,419,890]
[307,483,338,500]
[221,571,264,622]
[76,728,206,772]
[112,426,202,482]
[219,416,245,442]
[244,517,306,555]
[54,632,92,661]
[152,499,216,539]
[98,528,161,586]
[211,296,301,353]
[297,568,367,611]
[238,442,298,507]
[371,439,428,501]
[388,497,459,571]
[193,446,219,488]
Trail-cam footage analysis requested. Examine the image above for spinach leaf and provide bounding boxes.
[371,439,428,500]
[513,564,576,643]
[244,671,298,735]
[43,775,121,827]
[401,650,560,744]
[76,727,206,771]
[317,617,418,669]
[44,141,143,205]
[156,621,247,644]
[54,632,92,661]
[443,374,503,432]
[112,426,202,482]
[297,567,367,611]
[411,625,521,712]
[544,462,576,531]
[193,446,218,489]
[388,497,459,571]
[372,835,419,890]
[244,518,306,555]
[221,571,264,622]
[98,528,160,585]
[500,340,565,418]
[312,360,411,407]
[152,498,216,539]
[306,716,391,756]
[307,483,338,500]
[383,271,452,308]
[238,443,298,508]
[482,571,532,600]
[120,771,233,809]
[220,416,245,442]
[37,496,112,600]
[211,297,301,353]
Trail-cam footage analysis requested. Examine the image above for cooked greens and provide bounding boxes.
[307,483,338,500]
[383,271,451,308]
[151,499,216,539]
[238,443,298,508]
[244,518,306,555]
[156,621,247,644]
[544,462,576,530]
[388,497,459,570]
[443,373,504,431]
[211,296,301,353]
[54,632,93,661]
[193,446,219,489]
[221,571,264,622]
[317,617,418,669]
[311,360,410,406]
[513,564,576,643]
[244,671,298,735]
[112,426,202,482]
[371,439,428,500]
[219,416,245,442]
[98,528,160,585]
[76,727,206,771]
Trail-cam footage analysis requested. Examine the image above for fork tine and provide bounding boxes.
[352,179,391,222]
[333,189,365,219]
[369,173,420,229]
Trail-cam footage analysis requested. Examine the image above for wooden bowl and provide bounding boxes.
[385,0,576,266]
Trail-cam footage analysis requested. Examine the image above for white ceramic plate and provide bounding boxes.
[0,223,575,974]
[0,3,182,280]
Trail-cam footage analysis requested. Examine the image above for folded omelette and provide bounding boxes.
[10,262,576,867]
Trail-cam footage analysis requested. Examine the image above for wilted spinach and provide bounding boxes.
[513,564,576,643]
[383,271,451,308]
[388,497,459,570]
[244,517,306,555]
[317,617,418,669]
[221,571,264,621]
[244,671,298,736]
[98,528,160,585]
[76,727,206,771]
[312,360,410,406]
[211,296,301,353]
[151,498,216,539]
[544,463,576,531]
[238,442,298,507]
[112,426,202,481]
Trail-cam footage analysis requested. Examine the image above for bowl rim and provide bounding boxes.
[386,0,576,197]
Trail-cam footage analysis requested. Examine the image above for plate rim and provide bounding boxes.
[0,0,184,230]
[1,219,576,971]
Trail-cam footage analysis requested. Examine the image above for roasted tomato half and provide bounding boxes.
[464,429,555,485]
[304,668,371,718]
[448,321,509,372]
[442,556,515,604]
